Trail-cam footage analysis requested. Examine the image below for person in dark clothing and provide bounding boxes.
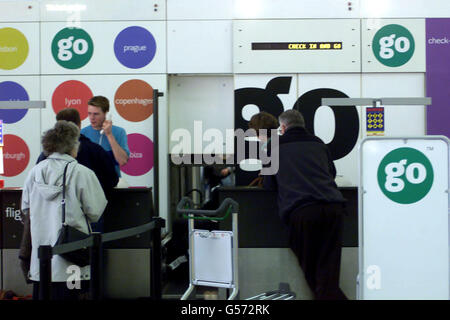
[248,111,279,145]
[37,108,118,191]
[36,108,118,232]
[261,109,348,300]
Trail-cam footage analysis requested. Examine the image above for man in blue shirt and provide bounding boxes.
[81,96,130,177]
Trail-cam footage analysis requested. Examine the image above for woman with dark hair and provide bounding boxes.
[20,120,107,300]
[248,111,279,143]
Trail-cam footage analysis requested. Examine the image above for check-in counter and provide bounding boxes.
[0,187,155,298]
[216,186,358,300]
[217,186,358,248]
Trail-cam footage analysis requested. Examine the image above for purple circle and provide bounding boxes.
[114,26,157,69]
[121,133,154,176]
[0,81,29,124]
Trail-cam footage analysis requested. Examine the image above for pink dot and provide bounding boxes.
[121,133,153,176]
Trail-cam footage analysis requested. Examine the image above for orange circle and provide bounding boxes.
[114,79,153,122]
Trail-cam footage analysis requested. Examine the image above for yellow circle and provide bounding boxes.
[0,27,29,70]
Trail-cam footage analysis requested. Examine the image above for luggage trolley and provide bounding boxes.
[176,197,239,300]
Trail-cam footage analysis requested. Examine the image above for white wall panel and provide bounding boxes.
[361,73,425,136]
[41,0,165,21]
[40,74,166,180]
[0,76,40,188]
[0,23,40,75]
[298,74,362,187]
[360,137,449,299]
[168,21,232,74]
[41,21,166,74]
[167,0,233,20]
[234,19,361,73]
[169,76,234,154]
[233,0,359,19]
[0,1,39,22]
[360,0,450,18]
[362,19,426,72]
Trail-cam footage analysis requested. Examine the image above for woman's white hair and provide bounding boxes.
[278,109,305,129]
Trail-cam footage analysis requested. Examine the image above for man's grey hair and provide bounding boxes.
[278,109,305,129]
[42,120,80,156]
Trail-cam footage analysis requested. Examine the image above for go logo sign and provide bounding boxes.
[377,148,433,204]
[372,24,415,67]
[51,27,93,69]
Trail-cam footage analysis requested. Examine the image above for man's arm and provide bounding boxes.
[103,121,129,166]
[106,133,129,166]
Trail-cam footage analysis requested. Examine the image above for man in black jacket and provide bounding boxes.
[36,108,118,232]
[262,109,347,300]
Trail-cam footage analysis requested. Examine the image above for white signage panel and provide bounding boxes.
[362,19,425,72]
[359,137,449,299]
[167,20,232,74]
[0,22,40,75]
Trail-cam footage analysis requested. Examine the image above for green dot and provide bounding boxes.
[372,24,415,67]
[377,147,433,204]
[51,27,93,69]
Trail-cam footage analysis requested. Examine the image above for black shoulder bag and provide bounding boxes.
[54,162,91,267]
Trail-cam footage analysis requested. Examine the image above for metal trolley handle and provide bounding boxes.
[176,197,239,218]
[177,196,240,300]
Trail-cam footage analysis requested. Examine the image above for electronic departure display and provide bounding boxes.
[252,42,343,50]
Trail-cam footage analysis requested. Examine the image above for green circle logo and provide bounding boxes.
[377,147,433,204]
[372,24,415,67]
[51,27,93,69]
[0,27,29,70]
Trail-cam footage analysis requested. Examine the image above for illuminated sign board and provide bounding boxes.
[252,42,343,50]
[234,19,360,73]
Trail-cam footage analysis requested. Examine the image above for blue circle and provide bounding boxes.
[114,26,157,69]
[0,81,29,124]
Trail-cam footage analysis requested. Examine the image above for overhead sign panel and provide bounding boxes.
[233,19,360,73]
[362,19,426,72]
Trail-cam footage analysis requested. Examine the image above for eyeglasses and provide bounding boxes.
[277,127,282,135]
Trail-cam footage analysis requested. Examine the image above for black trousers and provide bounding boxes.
[288,202,348,300]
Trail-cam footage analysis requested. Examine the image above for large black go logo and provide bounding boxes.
[234,76,360,185]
